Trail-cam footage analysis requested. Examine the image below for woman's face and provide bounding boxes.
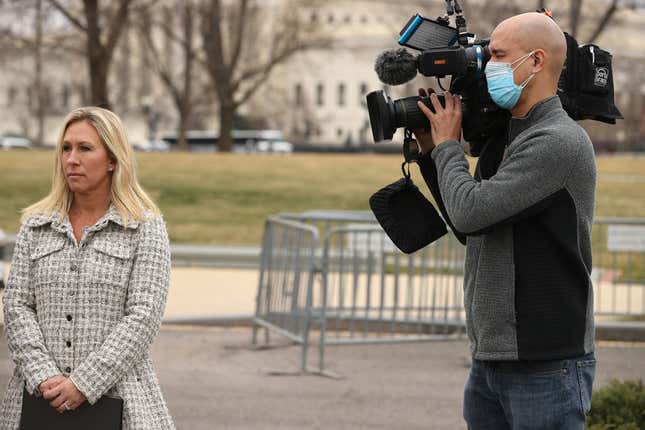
[61,120,115,196]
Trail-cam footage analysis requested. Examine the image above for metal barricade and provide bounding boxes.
[592,218,645,318]
[252,211,465,375]
[253,212,645,375]
[312,224,465,372]
[251,216,319,371]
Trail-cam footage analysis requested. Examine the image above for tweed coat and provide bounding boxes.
[1,204,175,429]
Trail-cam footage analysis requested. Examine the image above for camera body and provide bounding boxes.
[367,7,622,153]
[367,13,509,153]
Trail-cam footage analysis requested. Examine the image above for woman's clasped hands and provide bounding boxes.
[39,375,87,414]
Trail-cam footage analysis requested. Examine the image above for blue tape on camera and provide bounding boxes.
[399,15,423,45]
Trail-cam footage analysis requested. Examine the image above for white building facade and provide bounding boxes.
[0,0,643,148]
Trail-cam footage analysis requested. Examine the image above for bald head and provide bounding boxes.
[491,12,567,76]
[487,13,568,115]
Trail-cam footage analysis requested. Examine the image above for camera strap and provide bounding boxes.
[402,128,419,181]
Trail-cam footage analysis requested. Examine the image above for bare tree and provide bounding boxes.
[570,0,583,38]
[0,0,49,146]
[536,0,625,43]
[135,2,200,150]
[586,0,620,43]
[34,0,45,146]
[199,0,330,152]
[461,0,628,44]
[47,0,136,109]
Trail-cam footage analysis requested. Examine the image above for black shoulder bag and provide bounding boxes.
[369,130,448,254]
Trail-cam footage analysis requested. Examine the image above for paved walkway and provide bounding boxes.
[163,267,258,319]
[1,326,644,429]
[1,267,645,428]
[0,266,259,324]
[4,265,643,323]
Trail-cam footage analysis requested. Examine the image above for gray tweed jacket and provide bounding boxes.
[1,204,175,429]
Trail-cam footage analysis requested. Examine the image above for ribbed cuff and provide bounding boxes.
[28,364,62,396]
[69,368,100,404]
[430,139,462,163]
[68,374,82,393]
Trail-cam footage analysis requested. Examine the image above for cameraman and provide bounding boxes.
[415,12,596,430]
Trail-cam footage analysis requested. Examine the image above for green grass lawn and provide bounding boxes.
[1,150,644,244]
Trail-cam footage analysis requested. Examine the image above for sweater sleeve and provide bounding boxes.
[417,152,467,245]
[3,224,61,395]
[430,132,578,235]
[70,216,171,404]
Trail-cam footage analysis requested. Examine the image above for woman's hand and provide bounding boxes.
[413,88,436,155]
[42,377,87,413]
[38,375,66,395]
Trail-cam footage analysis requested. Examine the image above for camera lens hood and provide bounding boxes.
[366,90,395,142]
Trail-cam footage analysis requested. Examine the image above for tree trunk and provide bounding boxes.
[177,2,193,151]
[84,0,111,109]
[89,59,110,109]
[34,0,45,147]
[177,101,189,150]
[218,98,235,152]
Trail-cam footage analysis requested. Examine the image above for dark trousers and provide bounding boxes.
[463,352,595,430]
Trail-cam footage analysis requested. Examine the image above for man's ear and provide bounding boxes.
[533,49,546,73]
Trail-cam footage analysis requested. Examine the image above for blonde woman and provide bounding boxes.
[1,107,175,429]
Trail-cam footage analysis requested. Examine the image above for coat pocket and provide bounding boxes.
[30,236,66,261]
[89,236,134,287]
[29,236,66,285]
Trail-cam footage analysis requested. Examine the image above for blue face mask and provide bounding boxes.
[485,51,536,110]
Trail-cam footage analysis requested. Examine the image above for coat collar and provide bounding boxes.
[25,203,140,233]
[509,95,564,142]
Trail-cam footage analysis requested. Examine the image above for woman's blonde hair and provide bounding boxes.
[22,106,160,225]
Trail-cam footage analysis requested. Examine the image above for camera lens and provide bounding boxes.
[367,90,446,142]
[393,96,431,130]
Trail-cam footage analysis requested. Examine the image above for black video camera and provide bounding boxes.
[366,3,623,155]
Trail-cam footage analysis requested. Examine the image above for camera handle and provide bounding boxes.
[442,0,470,46]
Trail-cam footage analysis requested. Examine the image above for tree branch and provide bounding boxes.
[235,37,329,87]
[233,38,329,106]
[570,0,583,38]
[136,21,180,103]
[104,0,131,59]
[148,15,201,65]
[587,0,619,43]
[229,0,248,74]
[47,0,87,31]
[201,0,230,84]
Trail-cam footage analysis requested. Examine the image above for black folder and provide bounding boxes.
[20,388,123,430]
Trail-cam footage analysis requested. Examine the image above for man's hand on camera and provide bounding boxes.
[417,91,462,147]
[413,88,436,155]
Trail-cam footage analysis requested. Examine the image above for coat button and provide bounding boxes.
[66,315,73,321]
[66,341,72,348]
[69,291,75,297]
[70,264,78,272]
[65,367,71,373]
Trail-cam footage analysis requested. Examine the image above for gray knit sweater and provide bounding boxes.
[422,96,596,360]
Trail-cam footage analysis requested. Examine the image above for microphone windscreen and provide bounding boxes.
[374,48,418,86]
